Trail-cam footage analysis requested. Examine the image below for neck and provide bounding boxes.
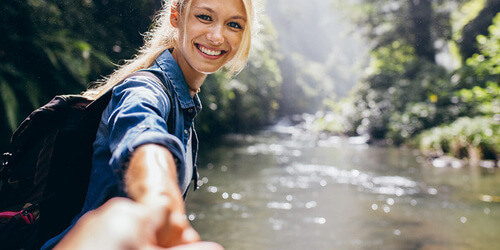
[184,71,206,98]
[171,48,207,98]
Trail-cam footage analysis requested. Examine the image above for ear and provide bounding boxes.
[170,5,179,28]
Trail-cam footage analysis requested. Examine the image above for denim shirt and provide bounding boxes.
[42,50,201,249]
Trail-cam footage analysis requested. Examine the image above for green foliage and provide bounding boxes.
[340,55,451,140]
[311,112,344,134]
[411,15,500,159]
[450,0,486,63]
[319,42,417,138]
[456,82,500,116]
[466,13,500,77]
[0,77,19,132]
[0,0,158,149]
[456,0,500,61]
[387,102,438,144]
[322,0,466,140]
[321,0,499,165]
[336,0,466,62]
[417,116,499,161]
[367,41,417,76]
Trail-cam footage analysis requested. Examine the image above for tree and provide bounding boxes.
[459,0,500,60]
[332,0,484,141]
[409,0,435,61]
[336,0,469,63]
[0,0,160,150]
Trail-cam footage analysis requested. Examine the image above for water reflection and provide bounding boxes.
[288,163,421,196]
[186,128,500,250]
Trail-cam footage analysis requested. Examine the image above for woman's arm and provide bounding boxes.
[99,76,197,247]
[126,144,199,248]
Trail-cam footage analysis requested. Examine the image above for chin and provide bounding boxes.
[195,64,224,74]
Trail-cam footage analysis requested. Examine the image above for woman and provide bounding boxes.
[43,0,256,248]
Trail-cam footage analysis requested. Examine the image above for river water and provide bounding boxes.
[186,125,500,250]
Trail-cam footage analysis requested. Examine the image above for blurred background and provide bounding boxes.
[1,0,499,249]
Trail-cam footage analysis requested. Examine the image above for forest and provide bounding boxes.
[1,0,499,165]
[319,0,500,166]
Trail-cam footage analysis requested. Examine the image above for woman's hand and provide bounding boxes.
[55,197,223,250]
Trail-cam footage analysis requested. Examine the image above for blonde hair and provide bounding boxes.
[84,0,256,100]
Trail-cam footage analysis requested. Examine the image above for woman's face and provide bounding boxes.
[172,0,247,75]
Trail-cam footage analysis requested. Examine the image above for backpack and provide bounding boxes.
[0,71,165,249]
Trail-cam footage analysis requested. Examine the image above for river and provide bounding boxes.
[186,124,500,250]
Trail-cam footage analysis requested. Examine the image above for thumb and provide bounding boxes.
[140,195,172,228]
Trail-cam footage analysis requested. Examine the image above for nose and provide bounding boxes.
[207,24,224,46]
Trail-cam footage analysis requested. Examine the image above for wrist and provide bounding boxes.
[126,144,183,207]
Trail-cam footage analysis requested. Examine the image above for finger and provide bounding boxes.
[141,196,172,229]
[157,212,200,247]
[156,211,186,247]
[182,226,200,242]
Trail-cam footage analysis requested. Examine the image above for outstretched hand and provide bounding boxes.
[55,197,223,250]
[125,144,203,248]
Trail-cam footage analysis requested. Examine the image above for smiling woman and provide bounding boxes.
[171,0,248,90]
[39,0,257,249]
[84,0,255,100]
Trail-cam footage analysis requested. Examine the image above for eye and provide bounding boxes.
[228,22,242,30]
[196,14,212,22]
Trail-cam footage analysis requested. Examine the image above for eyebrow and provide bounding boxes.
[194,6,247,22]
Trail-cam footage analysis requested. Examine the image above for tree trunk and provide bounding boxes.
[408,0,435,62]
[459,0,500,61]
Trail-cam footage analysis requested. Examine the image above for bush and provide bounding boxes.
[416,116,500,162]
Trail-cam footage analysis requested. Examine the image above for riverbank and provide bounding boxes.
[288,112,500,169]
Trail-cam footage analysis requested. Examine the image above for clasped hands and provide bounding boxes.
[56,144,223,249]
[56,197,223,249]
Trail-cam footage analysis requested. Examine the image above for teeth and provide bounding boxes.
[199,45,222,56]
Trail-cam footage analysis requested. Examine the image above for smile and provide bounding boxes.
[196,44,226,57]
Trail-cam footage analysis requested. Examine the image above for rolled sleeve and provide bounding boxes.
[130,130,185,165]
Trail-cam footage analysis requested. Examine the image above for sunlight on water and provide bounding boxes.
[266,202,292,210]
[186,130,500,250]
[287,163,422,196]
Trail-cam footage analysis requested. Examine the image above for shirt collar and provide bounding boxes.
[155,50,202,111]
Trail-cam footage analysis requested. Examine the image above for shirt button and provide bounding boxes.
[188,108,194,113]
[184,129,188,134]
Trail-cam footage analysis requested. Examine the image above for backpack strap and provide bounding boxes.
[85,71,169,113]
[129,71,175,133]
[85,70,175,130]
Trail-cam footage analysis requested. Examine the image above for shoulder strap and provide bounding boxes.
[85,71,168,111]
[132,71,175,134]
[133,71,173,102]
[85,71,175,133]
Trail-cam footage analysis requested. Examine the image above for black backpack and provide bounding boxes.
[0,71,164,249]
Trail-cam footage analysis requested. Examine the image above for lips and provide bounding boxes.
[196,43,226,58]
